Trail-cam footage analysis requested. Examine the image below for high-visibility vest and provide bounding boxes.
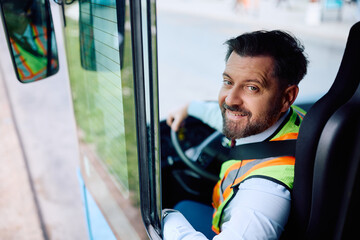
[212,105,306,234]
[10,23,58,82]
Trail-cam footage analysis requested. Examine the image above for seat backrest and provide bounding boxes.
[306,79,360,240]
[287,21,360,239]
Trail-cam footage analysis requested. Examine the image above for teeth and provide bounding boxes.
[230,112,246,116]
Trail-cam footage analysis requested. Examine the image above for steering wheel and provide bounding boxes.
[170,129,223,182]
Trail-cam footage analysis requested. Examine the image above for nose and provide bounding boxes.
[224,87,243,107]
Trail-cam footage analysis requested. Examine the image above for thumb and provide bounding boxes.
[171,117,182,132]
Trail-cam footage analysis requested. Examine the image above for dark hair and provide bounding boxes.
[225,30,308,86]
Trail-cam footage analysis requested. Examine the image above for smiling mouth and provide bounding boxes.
[226,110,248,120]
[229,112,247,116]
[222,103,251,120]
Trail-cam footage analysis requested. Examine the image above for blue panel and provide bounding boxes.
[77,170,116,240]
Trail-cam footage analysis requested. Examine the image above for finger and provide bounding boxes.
[171,118,181,132]
[166,115,174,127]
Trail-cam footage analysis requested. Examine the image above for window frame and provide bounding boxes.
[129,0,162,238]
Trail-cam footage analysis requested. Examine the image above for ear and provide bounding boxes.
[281,85,299,113]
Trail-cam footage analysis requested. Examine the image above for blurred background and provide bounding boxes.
[157,0,360,118]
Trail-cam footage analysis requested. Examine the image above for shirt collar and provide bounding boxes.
[235,109,290,146]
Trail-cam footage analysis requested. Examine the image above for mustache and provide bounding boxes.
[222,103,251,116]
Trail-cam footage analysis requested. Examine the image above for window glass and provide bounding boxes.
[67,0,136,198]
[0,0,59,83]
[65,0,145,238]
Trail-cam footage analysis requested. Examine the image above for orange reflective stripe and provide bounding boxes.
[10,39,25,79]
[212,225,220,235]
[212,207,217,219]
[212,226,219,234]
[11,39,36,76]
[31,24,47,54]
[271,132,298,141]
[231,156,295,187]
[212,182,221,208]
[221,156,295,200]
[22,67,47,81]
[222,185,233,200]
[222,159,255,180]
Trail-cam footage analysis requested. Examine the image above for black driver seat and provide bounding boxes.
[283,21,360,239]
[306,60,360,239]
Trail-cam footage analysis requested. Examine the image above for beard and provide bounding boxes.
[221,99,283,140]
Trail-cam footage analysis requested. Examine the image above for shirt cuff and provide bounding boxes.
[163,211,207,240]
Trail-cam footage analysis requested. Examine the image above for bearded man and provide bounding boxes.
[164,30,308,240]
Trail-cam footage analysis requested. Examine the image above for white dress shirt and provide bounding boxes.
[163,101,292,240]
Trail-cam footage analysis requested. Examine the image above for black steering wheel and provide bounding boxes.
[170,129,223,182]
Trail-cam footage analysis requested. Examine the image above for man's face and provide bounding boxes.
[218,52,291,139]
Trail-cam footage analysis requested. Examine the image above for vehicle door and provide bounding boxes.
[63,0,162,239]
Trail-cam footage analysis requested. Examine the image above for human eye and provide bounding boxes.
[246,85,259,92]
[223,79,232,86]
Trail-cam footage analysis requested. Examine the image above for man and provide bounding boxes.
[163,30,308,239]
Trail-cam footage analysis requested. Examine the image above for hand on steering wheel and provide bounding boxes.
[166,104,190,132]
[170,128,221,182]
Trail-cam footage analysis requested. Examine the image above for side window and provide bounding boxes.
[65,0,157,239]
[76,0,132,197]
[0,0,59,83]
